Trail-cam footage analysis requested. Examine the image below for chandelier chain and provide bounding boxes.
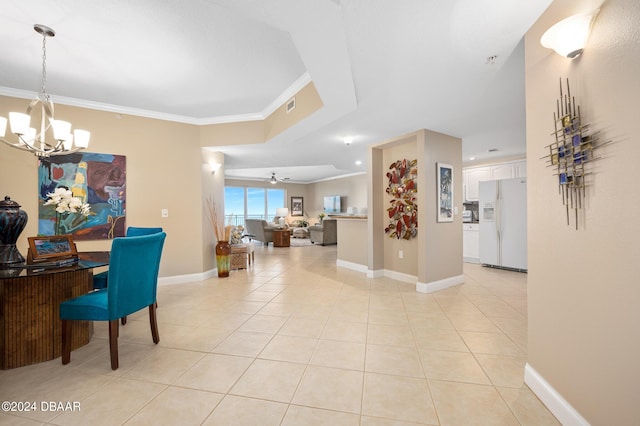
[41,31,49,100]
[0,24,90,157]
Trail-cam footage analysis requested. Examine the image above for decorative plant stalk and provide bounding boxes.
[206,197,226,241]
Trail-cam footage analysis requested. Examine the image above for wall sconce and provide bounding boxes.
[540,10,598,59]
[209,162,221,175]
[343,137,353,147]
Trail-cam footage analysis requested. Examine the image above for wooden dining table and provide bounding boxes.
[0,251,110,369]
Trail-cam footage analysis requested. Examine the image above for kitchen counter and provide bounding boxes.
[328,214,367,220]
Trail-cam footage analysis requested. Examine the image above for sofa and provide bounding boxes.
[244,219,277,245]
[309,219,337,246]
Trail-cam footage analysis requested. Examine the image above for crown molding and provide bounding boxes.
[0,71,312,126]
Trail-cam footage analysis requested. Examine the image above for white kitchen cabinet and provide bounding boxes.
[464,168,491,201]
[463,223,480,263]
[463,160,527,201]
[491,163,514,180]
[515,162,527,177]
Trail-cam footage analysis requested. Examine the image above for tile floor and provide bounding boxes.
[0,244,559,425]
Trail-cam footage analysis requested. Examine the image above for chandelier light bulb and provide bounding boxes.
[9,113,30,135]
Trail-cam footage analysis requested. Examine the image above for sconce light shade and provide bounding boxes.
[209,162,222,174]
[540,11,598,59]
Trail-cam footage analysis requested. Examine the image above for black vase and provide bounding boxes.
[0,196,28,264]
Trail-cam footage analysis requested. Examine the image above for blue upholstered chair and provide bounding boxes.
[60,232,166,370]
[93,226,163,290]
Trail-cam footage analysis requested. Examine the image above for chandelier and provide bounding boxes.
[0,24,90,157]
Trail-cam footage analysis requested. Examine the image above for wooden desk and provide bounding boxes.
[0,252,110,369]
[273,229,290,247]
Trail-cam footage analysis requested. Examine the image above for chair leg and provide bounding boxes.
[149,303,160,344]
[61,319,72,365]
[120,302,156,327]
[108,320,119,370]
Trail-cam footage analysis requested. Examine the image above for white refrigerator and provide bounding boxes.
[479,178,527,271]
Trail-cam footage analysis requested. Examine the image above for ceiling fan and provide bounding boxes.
[269,172,290,184]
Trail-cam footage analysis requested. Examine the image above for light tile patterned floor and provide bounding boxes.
[0,244,560,425]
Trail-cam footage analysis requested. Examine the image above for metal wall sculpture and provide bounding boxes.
[384,158,418,239]
[542,78,606,229]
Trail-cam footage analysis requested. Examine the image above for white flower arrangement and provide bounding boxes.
[44,187,91,216]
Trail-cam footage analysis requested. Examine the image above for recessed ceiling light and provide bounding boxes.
[469,156,475,161]
[355,160,362,166]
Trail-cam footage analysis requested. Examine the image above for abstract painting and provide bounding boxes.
[38,152,126,239]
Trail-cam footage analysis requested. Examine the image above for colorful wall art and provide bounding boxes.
[384,158,418,239]
[437,163,454,222]
[38,152,126,239]
[542,78,608,229]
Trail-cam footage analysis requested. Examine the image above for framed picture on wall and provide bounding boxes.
[437,162,454,222]
[291,197,304,216]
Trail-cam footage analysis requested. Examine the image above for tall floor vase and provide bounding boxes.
[215,240,231,278]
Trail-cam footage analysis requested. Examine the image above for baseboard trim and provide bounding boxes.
[416,275,464,293]
[524,363,589,426]
[382,269,417,284]
[336,259,368,273]
[367,269,385,278]
[158,268,217,286]
[463,256,480,264]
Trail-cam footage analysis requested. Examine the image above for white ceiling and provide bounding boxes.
[0,0,553,183]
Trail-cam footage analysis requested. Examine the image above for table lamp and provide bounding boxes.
[275,208,289,226]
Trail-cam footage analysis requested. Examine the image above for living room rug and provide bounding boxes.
[290,237,313,247]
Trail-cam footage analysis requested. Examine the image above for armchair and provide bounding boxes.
[244,219,277,245]
[309,219,337,246]
[59,232,166,370]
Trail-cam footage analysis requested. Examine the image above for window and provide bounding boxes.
[224,186,285,227]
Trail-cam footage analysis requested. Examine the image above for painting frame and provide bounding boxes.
[38,152,127,240]
[437,162,454,223]
[27,235,78,263]
[291,196,304,216]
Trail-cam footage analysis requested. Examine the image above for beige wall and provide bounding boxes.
[0,81,322,279]
[307,174,367,222]
[264,83,323,141]
[199,82,322,146]
[370,130,462,285]
[336,219,368,266]
[0,96,208,278]
[525,0,640,423]
[418,130,463,285]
